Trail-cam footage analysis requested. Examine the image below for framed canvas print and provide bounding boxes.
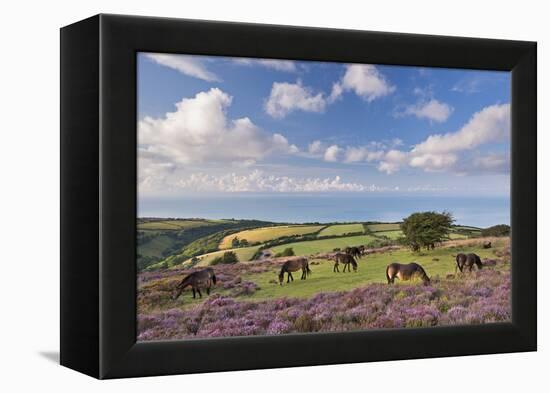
[60,14,536,379]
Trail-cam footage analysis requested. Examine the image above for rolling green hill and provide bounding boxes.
[317,223,364,237]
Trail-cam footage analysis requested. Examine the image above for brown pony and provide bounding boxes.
[345,246,362,259]
[172,267,217,299]
[332,253,358,273]
[278,257,311,285]
[386,262,430,285]
[455,253,483,273]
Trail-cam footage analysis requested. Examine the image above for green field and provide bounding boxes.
[138,235,176,258]
[138,219,220,231]
[191,246,260,267]
[242,242,502,301]
[317,223,364,237]
[220,225,324,249]
[270,234,376,256]
[367,223,401,232]
[449,233,468,239]
[375,230,403,239]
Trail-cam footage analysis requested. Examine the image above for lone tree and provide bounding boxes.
[400,211,454,251]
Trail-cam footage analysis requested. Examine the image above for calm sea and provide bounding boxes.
[138,194,510,228]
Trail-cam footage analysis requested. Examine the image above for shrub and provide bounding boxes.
[274,247,294,257]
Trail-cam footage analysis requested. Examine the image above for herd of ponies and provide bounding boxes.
[172,243,488,300]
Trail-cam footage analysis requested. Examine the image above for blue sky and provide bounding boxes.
[137,53,510,197]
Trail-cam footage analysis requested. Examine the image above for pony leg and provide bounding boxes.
[289,272,294,282]
[192,288,196,298]
[206,287,210,295]
[197,288,202,298]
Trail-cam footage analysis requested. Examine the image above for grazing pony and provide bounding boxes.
[278,257,311,285]
[345,246,362,259]
[332,253,358,273]
[386,262,430,286]
[455,253,483,273]
[172,268,217,299]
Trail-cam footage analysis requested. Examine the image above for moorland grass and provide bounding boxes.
[241,242,500,301]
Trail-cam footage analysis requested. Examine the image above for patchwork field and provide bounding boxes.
[375,230,403,239]
[317,223,364,237]
[191,246,260,267]
[219,225,324,249]
[138,219,221,231]
[366,223,401,232]
[270,234,377,256]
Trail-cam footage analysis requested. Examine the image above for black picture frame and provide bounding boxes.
[60,14,537,379]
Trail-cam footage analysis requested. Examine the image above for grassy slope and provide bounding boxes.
[192,246,260,267]
[219,225,324,249]
[367,223,401,232]
[375,230,403,239]
[270,234,376,256]
[138,235,175,258]
[242,240,504,301]
[317,223,364,237]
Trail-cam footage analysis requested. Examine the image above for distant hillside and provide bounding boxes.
[137,218,275,271]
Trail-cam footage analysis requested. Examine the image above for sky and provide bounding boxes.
[137,53,510,198]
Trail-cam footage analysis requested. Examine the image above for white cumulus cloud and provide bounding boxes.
[402,99,454,123]
[331,64,396,102]
[145,53,220,82]
[378,150,409,174]
[344,146,385,163]
[412,103,510,156]
[234,58,298,72]
[265,64,394,118]
[379,103,510,174]
[139,88,298,168]
[174,170,389,193]
[324,145,342,162]
[264,80,327,118]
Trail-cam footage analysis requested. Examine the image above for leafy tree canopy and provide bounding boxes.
[400,211,454,251]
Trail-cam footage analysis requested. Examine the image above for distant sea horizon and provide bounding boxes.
[138,193,510,228]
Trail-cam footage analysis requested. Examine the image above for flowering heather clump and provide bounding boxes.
[137,268,510,341]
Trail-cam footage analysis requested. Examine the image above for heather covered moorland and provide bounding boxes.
[137,226,511,341]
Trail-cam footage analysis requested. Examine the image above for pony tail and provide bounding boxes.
[211,273,217,285]
[306,262,312,276]
[385,265,391,283]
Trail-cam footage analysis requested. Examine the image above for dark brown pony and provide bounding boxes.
[386,262,430,285]
[172,267,217,299]
[455,253,483,273]
[278,257,311,285]
[345,246,362,259]
[332,253,358,273]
